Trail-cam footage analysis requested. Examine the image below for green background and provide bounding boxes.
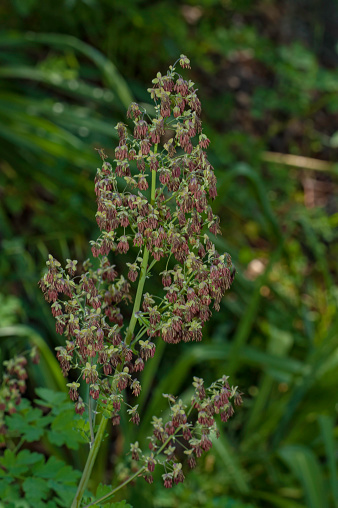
[0,1,337,507]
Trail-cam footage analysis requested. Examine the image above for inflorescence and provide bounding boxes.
[38,55,241,485]
[135,375,242,487]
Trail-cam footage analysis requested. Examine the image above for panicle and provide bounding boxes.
[38,57,239,446]
[136,375,242,488]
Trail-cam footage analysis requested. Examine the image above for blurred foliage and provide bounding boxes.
[0,389,84,507]
[0,0,338,507]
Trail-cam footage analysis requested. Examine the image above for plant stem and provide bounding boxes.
[88,395,94,447]
[125,247,149,346]
[70,242,149,507]
[125,145,157,345]
[71,415,108,508]
[13,437,24,454]
[71,249,149,507]
[83,466,146,508]
[83,405,195,507]
[71,146,158,508]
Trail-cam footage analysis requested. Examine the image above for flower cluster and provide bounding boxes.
[38,55,236,429]
[0,355,29,439]
[129,376,243,487]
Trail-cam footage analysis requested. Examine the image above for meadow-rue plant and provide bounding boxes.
[0,356,29,422]
[37,55,242,507]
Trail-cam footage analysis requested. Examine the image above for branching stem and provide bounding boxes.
[70,416,108,508]
[83,402,195,507]
[83,466,146,508]
[70,145,158,508]
[88,395,94,447]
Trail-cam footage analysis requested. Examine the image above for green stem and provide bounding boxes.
[71,416,108,508]
[125,247,150,346]
[83,466,146,508]
[88,395,94,447]
[13,437,24,454]
[131,326,148,347]
[70,252,149,508]
[84,404,195,507]
[147,258,158,274]
[125,145,157,346]
[151,168,156,205]
[71,145,158,508]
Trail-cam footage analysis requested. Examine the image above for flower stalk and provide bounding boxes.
[83,376,242,506]
[39,55,240,507]
[71,415,108,508]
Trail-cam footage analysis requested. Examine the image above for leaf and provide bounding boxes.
[22,476,50,503]
[0,449,44,476]
[318,415,338,508]
[93,500,133,508]
[0,450,16,474]
[89,484,133,507]
[0,452,80,507]
[5,407,50,442]
[109,502,133,508]
[47,409,85,449]
[16,449,45,467]
[212,431,250,494]
[47,480,79,506]
[0,32,133,109]
[35,387,68,408]
[95,483,113,498]
[75,418,91,443]
[33,456,81,484]
[0,477,19,501]
[279,445,329,508]
[252,490,306,507]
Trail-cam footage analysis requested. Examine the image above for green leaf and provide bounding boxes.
[33,456,81,484]
[75,418,91,443]
[47,409,85,449]
[5,407,50,442]
[0,449,44,476]
[89,484,133,507]
[0,477,19,502]
[35,387,68,408]
[279,445,329,508]
[93,500,133,508]
[95,483,113,498]
[109,502,133,508]
[0,32,133,109]
[22,476,50,503]
[252,490,306,507]
[318,415,338,508]
[47,480,79,506]
[16,449,45,467]
[212,431,250,494]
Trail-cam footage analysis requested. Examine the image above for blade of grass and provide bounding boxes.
[251,490,306,508]
[225,242,284,379]
[212,427,250,494]
[214,163,282,242]
[0,32,133,108]
[279,445,329,508]
[0,68,122,110]
[318,415,338,508]
[243,326,293,437]
[272,317,338,448]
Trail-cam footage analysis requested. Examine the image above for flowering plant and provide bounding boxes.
[38,55,242,507]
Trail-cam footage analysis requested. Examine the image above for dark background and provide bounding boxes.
[1,1,337,507]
